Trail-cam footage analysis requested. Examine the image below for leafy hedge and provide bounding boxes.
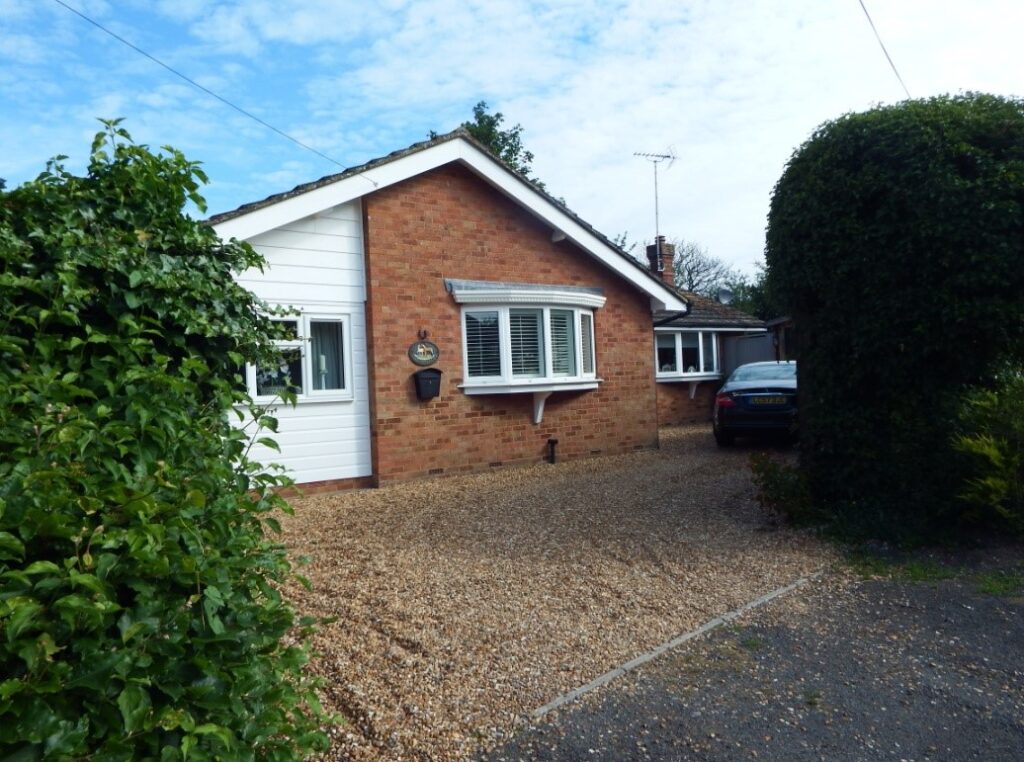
[0,123,328,758]
[765,94,1024,540]
[955,367,1024,535]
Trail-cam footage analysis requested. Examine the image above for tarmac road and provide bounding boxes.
[484,547,1024,762]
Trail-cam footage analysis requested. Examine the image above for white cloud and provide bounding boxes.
[4,0,1024,273]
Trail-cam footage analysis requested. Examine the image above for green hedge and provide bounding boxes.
[0,123,328,758]
[765,94,1024,540]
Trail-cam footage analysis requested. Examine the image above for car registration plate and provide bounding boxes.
[751,395,787,405]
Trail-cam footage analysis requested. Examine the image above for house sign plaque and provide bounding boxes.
[408,340,440,367]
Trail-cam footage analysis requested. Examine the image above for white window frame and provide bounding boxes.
[247,311,354,403]
[654,329,721,381]
[459,304,599,394]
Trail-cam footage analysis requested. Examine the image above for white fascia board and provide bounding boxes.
[211,141,468,242]
[211,137,687,311]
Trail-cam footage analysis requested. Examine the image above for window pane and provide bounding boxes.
[256,347,302,396]
[656,334,677,372]
[465,311,501,377]
[580,313,594,374]
[550,309,576,376]
[701,332,717,373]
[310,320,345,391]
[680,333,699,373]
[510,309,544,377]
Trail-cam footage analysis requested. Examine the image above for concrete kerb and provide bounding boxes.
[532,571,824,719]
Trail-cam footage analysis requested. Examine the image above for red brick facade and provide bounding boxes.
[656,381,717,426]
[361,164,659,484]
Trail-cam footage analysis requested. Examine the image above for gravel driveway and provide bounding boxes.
[281,426,833,760]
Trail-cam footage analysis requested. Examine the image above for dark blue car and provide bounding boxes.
[713,361,797,446]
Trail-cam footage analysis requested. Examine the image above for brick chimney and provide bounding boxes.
[645,236,676,287]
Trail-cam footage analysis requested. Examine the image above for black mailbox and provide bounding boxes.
[413,368,442,401]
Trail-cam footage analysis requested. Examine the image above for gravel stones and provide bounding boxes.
[279,426,835,760]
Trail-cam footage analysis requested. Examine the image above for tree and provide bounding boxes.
[611,231,637,255]
[0,122,328,757]
[669,239,741,297]
[722,266,778,321]
[434,101,545,188]
[765,93,1024,540]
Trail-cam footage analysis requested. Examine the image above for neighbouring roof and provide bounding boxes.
[655,289,766,330]
[206,128,688,313]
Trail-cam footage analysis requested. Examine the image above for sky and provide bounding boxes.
[2,0,1022,276]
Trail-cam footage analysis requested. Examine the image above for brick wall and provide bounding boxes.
[362,164,659,484]
[656,381,717,425]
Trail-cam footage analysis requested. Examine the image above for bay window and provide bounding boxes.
[247,312,352,401]
[445,279,605,412]
[655,330,720,378]
[462,305,597,387]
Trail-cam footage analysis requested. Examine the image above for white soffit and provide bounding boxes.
[211,138,686,312]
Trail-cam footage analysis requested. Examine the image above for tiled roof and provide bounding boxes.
[655,289,765,329]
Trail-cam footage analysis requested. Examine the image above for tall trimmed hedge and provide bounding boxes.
[0,123,328,758]
[765,94,1024,540]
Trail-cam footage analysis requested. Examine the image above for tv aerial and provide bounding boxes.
[634,148,676,263]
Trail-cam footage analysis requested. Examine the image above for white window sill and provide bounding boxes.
[656,372,722,383]
[248,393,354,405]
[459,379,601,395]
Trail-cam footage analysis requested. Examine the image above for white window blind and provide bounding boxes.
[550,309,576,376]
[580,312,594,374]
[510,309,544,377]
[465,311,501,377]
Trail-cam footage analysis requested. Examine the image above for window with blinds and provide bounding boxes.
[549,309,576,376]
[460,304,597,388]
[510,309,544,377]
[465,311,501,377]
[580,313,594,374]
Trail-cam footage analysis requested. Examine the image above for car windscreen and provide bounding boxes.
[729,364,797,382]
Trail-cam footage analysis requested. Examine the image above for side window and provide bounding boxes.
[248,314,352,400]
[580,313,595,375]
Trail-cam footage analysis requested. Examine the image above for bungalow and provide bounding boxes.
[210,129,687,489]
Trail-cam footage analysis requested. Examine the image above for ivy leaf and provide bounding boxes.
[117,685,152,733]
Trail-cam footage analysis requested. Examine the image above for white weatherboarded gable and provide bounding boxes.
[228,200,372,484]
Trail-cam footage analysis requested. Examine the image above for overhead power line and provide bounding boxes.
[856,0,912,99]
[52,0,370,180]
